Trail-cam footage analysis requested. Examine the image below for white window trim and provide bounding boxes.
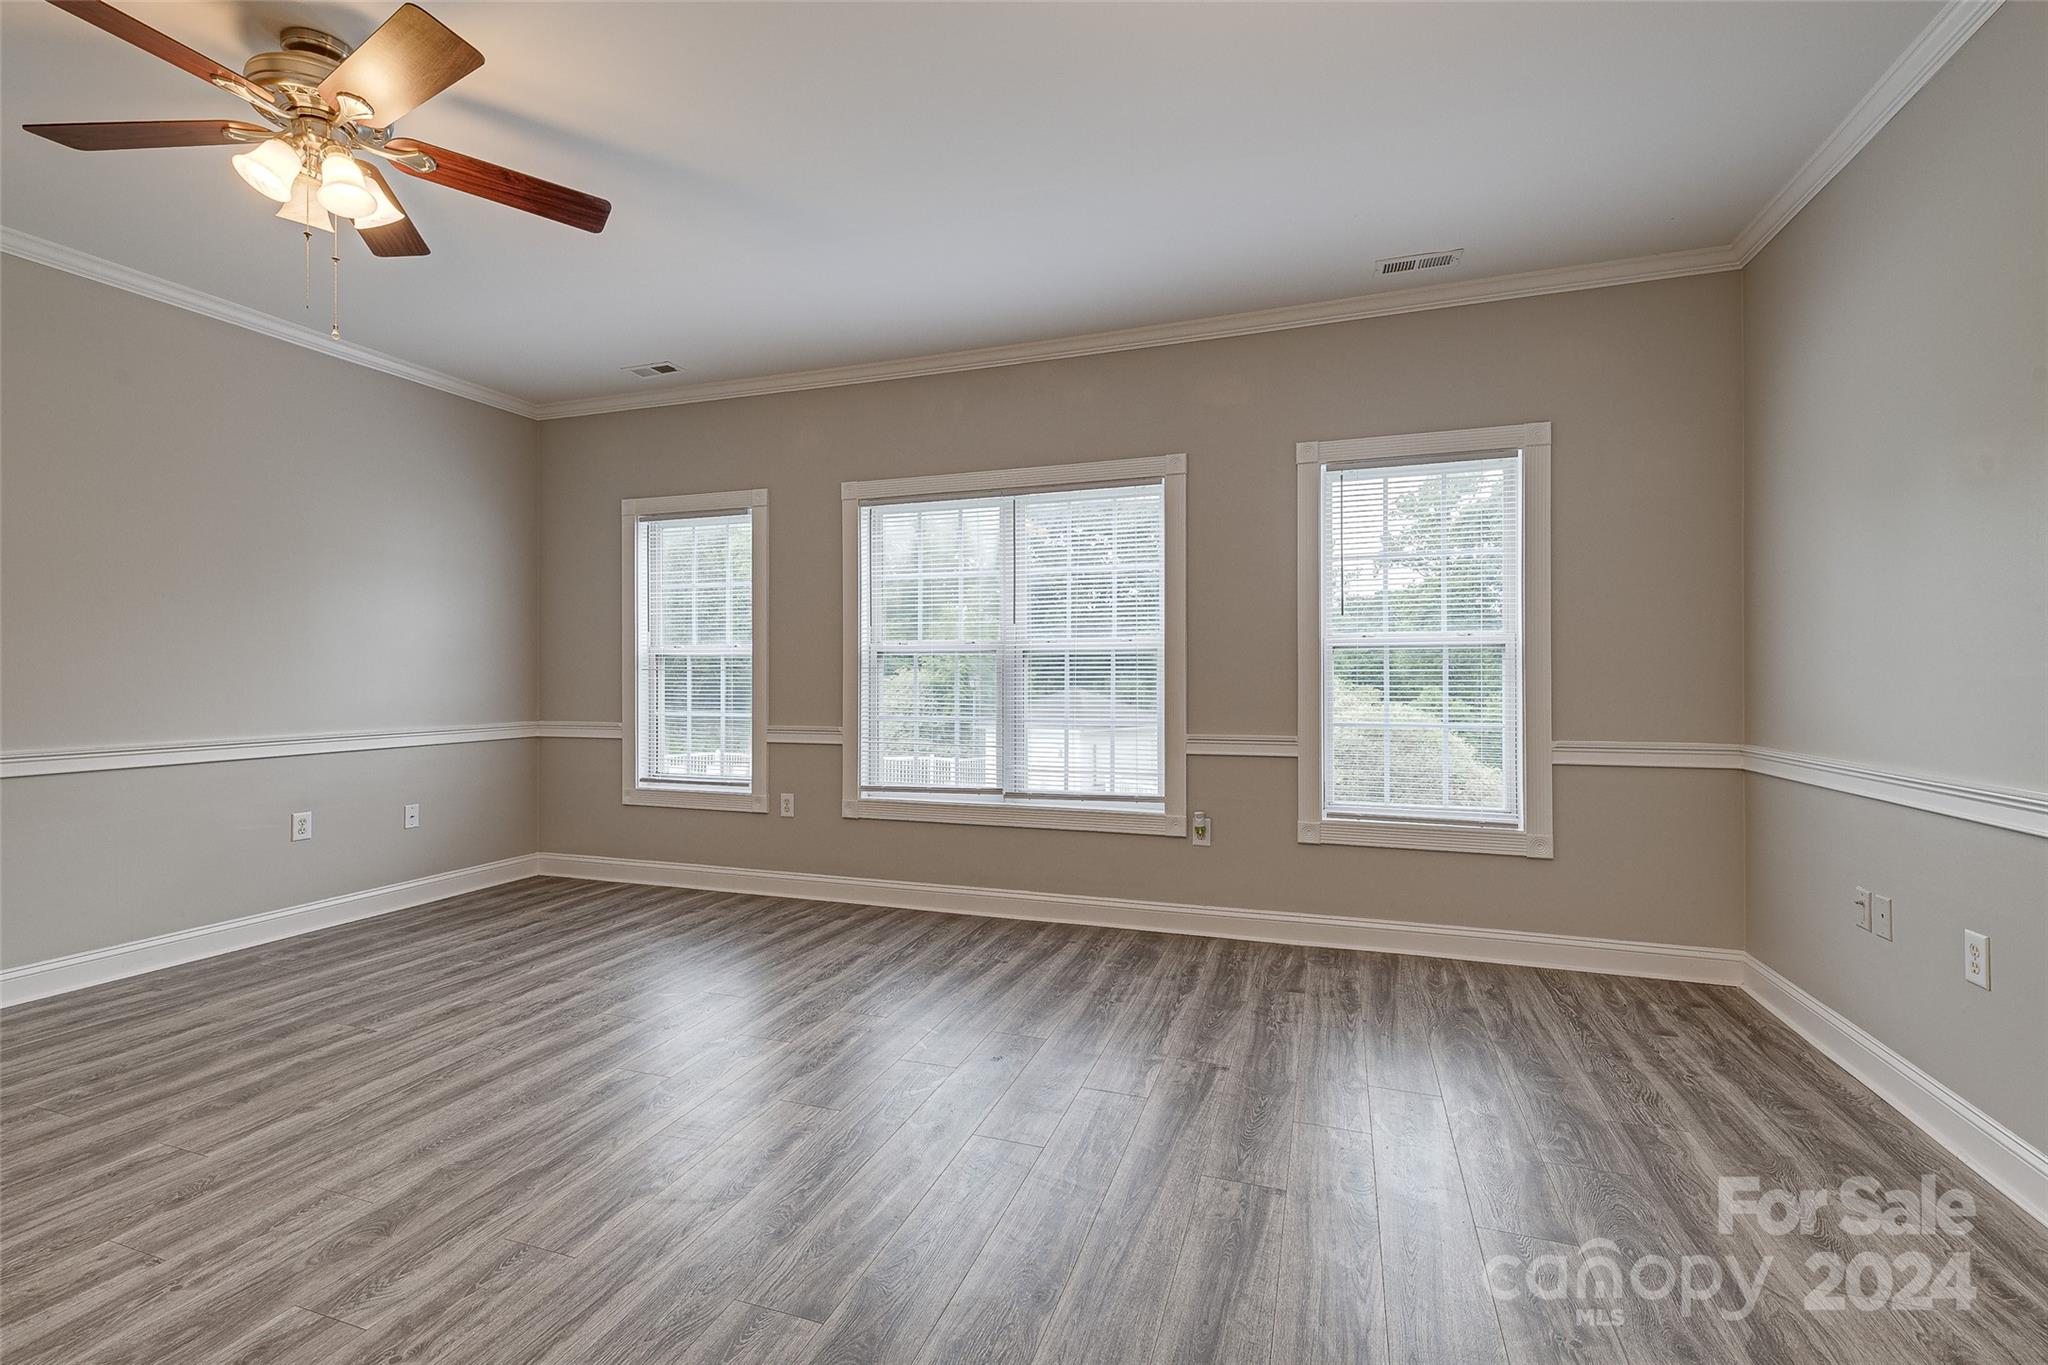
[841,454,1188,836]
[621,489,770,812]
[1295,423,1553,857]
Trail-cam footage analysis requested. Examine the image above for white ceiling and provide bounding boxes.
[2,1,1942,407]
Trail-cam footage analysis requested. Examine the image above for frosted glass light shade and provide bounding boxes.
[316,150,377,220]
[276,174,334,233]
[232,138,300,203]
[353,171,406,230]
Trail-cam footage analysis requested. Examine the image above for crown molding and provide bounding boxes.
[530,244,1742,420]
[2,4,1992,422]
[0,228,540,419]
[510,0,2009,419]
[1731,0,2002,264]
[1,218,1729,425]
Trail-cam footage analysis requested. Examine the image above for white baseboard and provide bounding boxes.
[7,844,2035,1234]
[530,852,2041,1228]
[1742,957,2048,1228]
[531,852,1746,984]
[0,855,541,1007]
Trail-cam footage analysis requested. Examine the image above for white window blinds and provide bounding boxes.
[1320,454,1523,824]
[859,481,1165,804]
[637,511,753,787]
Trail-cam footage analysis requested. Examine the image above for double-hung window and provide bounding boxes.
[621,490,769,811]
[842,455,1186,835]
[1297,424,1552,856]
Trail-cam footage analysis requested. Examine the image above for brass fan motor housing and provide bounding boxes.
[241,28,353,117]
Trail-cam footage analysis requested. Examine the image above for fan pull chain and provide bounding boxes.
[330,222,342,341]
[303,222,313,313]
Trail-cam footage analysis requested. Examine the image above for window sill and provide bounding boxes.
[845,795,1184,837]
[1299,817,1552,858]
[624,784,768,813]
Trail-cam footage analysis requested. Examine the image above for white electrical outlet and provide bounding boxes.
[1871,893,1893,941]
[1964,931,1990,990]
[404,803,420,829]
[291,810,313,842]
[1853,887,1871,931]
[1191,811,1212,846]
[779,793,796,818]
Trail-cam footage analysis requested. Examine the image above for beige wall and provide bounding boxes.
[1,742,535,965]
[537,272,1748,948]
[1743,3,2048,1146]
[1,257,540,967]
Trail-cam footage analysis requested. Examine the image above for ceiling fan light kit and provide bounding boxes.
[316,148,377,220]
[354,174,406,233]
[24,1,613,337]
[277,175,333,234]
[231,136,300,203]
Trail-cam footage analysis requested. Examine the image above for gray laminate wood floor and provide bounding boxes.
[3,876,2044,1364]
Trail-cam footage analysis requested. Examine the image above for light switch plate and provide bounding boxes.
[1853,887,1870,931]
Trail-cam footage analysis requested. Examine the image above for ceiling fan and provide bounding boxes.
[21,1,612,262]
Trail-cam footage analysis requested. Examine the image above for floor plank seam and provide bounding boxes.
[1441,1104,1524,1365]
[502,1237,576,1259]
[287,1304,372,1333]
[102,1238,164,1264]
[1366,1080,1444,1103]
[734,1295,825,1326]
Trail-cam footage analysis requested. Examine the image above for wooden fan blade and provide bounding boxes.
[47,2,278,111]
[318,4,482,129]
[383,139,611,233]
[24,119,267,150]
[357,164,429,257]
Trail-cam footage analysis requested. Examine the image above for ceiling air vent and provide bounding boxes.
[623,361,680,379]
[1376,248,1465,277]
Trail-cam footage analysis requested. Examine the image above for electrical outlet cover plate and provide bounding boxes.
[779,793,796,817]
[291,811,313,841]
[404,803,420,829]
[1964,930,1990,989]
